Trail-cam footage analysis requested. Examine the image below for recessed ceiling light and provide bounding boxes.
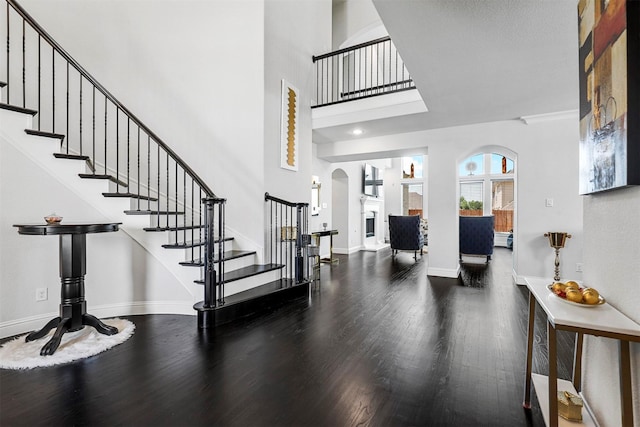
[351,128,363,136]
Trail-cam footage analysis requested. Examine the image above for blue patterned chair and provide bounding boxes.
[388,215,424,260]
[459,215,495,262]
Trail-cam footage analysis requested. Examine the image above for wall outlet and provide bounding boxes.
[36,287,48,301]
[545,198,554,207]
[576,263,584,272]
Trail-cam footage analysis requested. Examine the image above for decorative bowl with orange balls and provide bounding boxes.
[547,281,605,307]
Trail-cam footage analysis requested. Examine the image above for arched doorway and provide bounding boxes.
[331,169,349,253]
[458,147,517,273]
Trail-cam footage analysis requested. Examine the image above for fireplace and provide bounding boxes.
[360,195,389,251]
[365,212,375,238]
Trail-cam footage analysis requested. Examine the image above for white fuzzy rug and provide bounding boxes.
[0,318,134,370]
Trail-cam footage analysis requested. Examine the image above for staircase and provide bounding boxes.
[1,0,309,329]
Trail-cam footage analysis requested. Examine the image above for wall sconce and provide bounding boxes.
[544,232,571,282]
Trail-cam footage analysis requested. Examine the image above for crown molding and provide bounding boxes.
[519,110,578,125]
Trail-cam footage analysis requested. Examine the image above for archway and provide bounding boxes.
[457,146,518,278]
[331,169,349,253]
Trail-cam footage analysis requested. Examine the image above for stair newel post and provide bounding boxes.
[216,198,226,306]
[202,197,216,309]
[295,204,303,284]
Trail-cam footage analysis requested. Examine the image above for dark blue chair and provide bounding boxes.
[459,215,495,262]
[388,215,424,260]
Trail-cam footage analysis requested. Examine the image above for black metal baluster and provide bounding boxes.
[79,74,83,155]
[21,18,24,107]
[116,108,120,190]
[125,117,130,193]
[92,86,95,167]
[51,46,54,132]
[103,96,107,175]
[147,135,151,210]
[165,152,169,228]
[37,35,40,129]
[65,61,68,153]
[156,143,160,217]
[137,127,140,210]
[6,2,10,103]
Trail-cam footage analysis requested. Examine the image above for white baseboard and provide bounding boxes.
[0,301,195,339]
[427,266,460,278]
[333,246,361,255]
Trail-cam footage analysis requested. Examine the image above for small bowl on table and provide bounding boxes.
[44,215,63,225]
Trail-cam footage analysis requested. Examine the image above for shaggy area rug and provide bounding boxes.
[0,318,134,370]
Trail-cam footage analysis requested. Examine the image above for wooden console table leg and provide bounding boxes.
[619,340,633,427]
[572,332,584,392]
[523,292,536,409]
[548,321,559,427]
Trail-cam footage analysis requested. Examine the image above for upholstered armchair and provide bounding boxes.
[459,215,495,262]
[388,215,424,260]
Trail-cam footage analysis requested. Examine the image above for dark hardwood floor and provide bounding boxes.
[0,248,575,426]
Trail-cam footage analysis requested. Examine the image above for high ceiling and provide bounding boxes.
[314,0,580,144]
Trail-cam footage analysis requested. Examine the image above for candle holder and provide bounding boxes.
[544,232,571,282]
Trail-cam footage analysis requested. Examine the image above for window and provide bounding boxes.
[402,156,423,179]
[402,183,423,217]
[459,153,514,232]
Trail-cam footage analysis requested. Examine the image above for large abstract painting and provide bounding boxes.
[578,0,639,194]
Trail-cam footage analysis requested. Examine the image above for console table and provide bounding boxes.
[311,229,339,264]
[13,222,122,356]
[523,276,640,427]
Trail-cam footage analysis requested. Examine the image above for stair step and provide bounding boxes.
[25,129,65,142]
[162,240,204,249]
[103,192,158,202]
[143,225,208,232]
[193,278,309,327]
[54,153,89,161]
[0,103,37,116]
[194,263,284,285]
[124,209,184,215]
[79,173,128,188]
[179,250,256,267]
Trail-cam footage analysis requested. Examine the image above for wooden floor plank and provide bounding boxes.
[0,248,572,426]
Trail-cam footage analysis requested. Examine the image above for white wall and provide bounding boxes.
[317,115,583,281]
[263,0,332,206]
[582,188,640,425]
[18,0,267,245]
[332,0,384,49]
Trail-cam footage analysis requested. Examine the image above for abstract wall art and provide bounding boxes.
[280,79,299,171]
[578,0,639,194]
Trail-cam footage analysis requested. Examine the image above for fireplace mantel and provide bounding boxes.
[360,196,389,251]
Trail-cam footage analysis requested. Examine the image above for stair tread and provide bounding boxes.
[179,250,256,266]
[194,263,284,285]
[54,153,89,161]
[0,81,6,88]
[79,173,128,187]
[143,225,210,232]
[0,103,37,116]
[103,192,158,201]
[124,209,184,215]
[194,278,305,308]
[25,129,65,140]
[162,240,204,249]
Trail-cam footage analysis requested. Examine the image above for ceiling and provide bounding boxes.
[313,0,580,144]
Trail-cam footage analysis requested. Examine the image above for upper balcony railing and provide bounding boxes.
[312,36,416,108]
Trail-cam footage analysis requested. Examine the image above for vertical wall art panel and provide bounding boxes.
[280,80,299,171]
[578,0,640,194]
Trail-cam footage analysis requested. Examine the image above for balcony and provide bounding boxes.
[312,36,427,145]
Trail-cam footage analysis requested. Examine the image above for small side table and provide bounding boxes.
[13,222,122,356]
[522,277,640,427]
[311,229,339,264]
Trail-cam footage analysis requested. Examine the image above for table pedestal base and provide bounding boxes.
[24,233,118,356]
[25,313,118,356]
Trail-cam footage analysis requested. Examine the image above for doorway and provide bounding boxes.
[331,169,349,253]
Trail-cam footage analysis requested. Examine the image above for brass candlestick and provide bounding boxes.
[545,232,571,282]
